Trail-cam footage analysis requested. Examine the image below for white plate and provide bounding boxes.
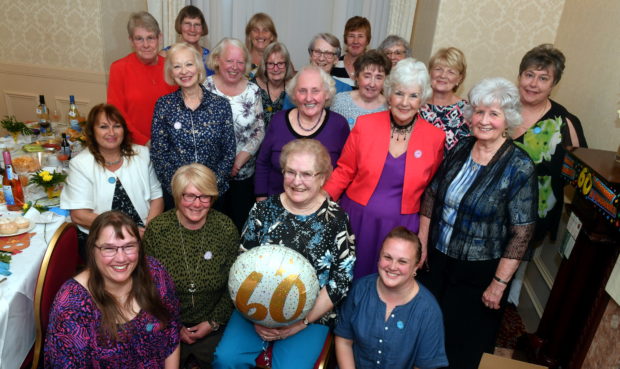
[0,222,36,237]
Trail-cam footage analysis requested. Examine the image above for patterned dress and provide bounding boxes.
[44,257,180,368]
[420,99,470,153]
[241,195,356,325]
[513,99,586,240]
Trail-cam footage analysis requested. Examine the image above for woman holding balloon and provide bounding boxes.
[213,139,356,369]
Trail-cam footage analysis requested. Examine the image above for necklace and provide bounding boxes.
[390,114,417,141]
[297,109,323,132]
[105,157,122,166]
[177,215,208,308]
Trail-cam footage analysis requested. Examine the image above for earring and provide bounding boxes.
[502,129,508,138]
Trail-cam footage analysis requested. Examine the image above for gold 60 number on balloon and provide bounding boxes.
[228,245,320,327]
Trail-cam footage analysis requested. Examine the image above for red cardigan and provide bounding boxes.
[107,53,177,145]
[324,111,445,214]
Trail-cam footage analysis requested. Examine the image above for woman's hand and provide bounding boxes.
[254,321,306,341]
[181,322,214,344]
[481,279,507,310]
[231,151,252,177]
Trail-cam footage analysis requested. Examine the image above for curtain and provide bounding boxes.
[149,0,417,67]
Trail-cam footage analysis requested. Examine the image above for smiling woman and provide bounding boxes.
[44,211,180,368]
[107,11,177,145]
[61,104,164,260]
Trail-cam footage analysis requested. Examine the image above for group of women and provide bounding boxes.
[49,5,587,369]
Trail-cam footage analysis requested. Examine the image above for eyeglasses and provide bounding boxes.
[132,36,157,44]
[266,62,286,70]
[95,243,139,257]
[311,49,337,60]
[282,169,321,182]
[182,21,202,29]
[385,50,406,57]
[182,193,212,203]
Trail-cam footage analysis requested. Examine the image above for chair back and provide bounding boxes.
[255,331,334,369]
[31,222,80,368]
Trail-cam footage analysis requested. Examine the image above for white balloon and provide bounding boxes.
[229,245,320,328]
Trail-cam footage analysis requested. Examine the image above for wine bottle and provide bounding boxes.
[2,150,25,211]
[36,95,51,136]
[59,133,71,163]
[67,95,81,132]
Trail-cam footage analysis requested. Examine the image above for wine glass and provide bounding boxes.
[51,110,61,123]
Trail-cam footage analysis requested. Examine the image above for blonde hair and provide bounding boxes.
[171,163,219,206]
[164,43,207,85]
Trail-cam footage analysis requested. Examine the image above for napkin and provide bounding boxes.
[23,207,58,223]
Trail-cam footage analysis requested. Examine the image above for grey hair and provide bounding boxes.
[463,77,522,129]
[378,35,411,57]
[286,65,336,107]
[384,58,432,104]
[127,11,161,37]
[207,37,251,75]
[307,33,342,59]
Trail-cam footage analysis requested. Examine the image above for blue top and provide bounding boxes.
[436,154,482,253]
[282,77,352,110]
[421,136,538,261]
[163,45,214,76]
[335,274,448,369]
[151,85,235,195]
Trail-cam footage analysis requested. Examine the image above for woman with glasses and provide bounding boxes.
[332,16,372,88]
[214,139,355,369]
[144,163,239,368]
[254,65,349,200]
[107,11,177,145]
[324,58,445,280]
[420,47,470,153]
[45,211,180,368]
[250,42,295,127]
[161,5,214,76]
[378,35,411,67]
[61,104,163,260]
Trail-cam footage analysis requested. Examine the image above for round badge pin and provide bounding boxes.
[414,150,422,158]
[174,122,182,130]
[108,177,116,184]
[397,321,404,329]
[533,127,542,134]
[204,251,213,260]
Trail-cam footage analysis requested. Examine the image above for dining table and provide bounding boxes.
[0,123,73,369]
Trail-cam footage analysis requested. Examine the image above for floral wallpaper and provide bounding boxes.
[0,0,105,72]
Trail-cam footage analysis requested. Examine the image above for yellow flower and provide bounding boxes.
[23,203,30,210]
[38,170,50,177]
[42,174,53,182]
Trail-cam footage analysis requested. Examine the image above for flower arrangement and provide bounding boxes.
[29,170,67,189]
[1,115,33,142]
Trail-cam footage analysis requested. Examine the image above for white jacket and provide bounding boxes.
[60,144,162,233]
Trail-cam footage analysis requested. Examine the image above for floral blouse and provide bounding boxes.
[241,195,356,326]
[204,77,265,180]
[420,99,470,153]
[44,257,180,368]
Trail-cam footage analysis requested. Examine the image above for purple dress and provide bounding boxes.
[44,257,180,368]
[341,152,420,279]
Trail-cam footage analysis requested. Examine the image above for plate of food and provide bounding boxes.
[0,216,35,237]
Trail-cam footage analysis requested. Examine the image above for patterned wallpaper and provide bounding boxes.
[430,0,565,95]
[0,0,105,72]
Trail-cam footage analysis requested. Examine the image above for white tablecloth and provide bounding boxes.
[0,216,65,369]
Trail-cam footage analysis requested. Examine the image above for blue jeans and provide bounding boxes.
[213,310,329,369]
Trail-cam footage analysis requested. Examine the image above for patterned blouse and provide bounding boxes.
[250,76,287,128]
[143,209,239,326]
[330,91,388,129]
[241,195,356,326]
[420,99,470,153]
[44,257,180,368]
[421,137,538,261]
[151,85,236,195]
[204,76,265,180]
